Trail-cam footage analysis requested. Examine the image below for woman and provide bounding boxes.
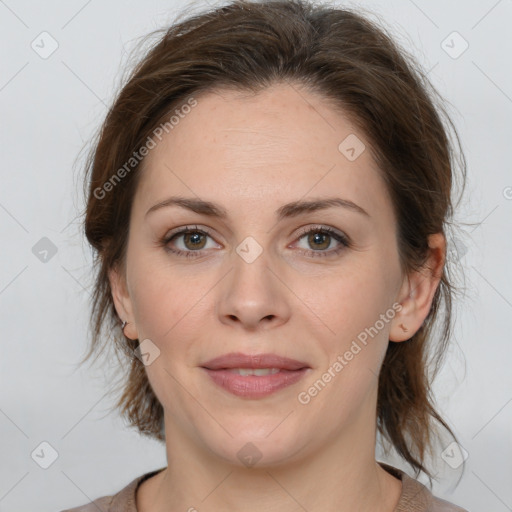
[63,0,469,510]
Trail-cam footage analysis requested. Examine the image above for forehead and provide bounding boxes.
[133,82,394,225]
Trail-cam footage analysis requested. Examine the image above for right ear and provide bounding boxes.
[108,265,138,340]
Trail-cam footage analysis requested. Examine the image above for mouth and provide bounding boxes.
[201,352,310,371]
[200,352,311,399]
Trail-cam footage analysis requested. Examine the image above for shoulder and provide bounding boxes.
[428,494,469,512]
[60,495,113,512]
[378,462,469,512]
[58,468,166,512]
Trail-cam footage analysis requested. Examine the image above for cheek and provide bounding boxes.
[296,261,395,340]
[130,273,169,338]
[128,252,215,352]
[294,259,398,403]
[131,275,203,340]
[299,270,394,411]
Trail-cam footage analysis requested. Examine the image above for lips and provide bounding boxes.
[201,352,310,371]
[200,352,311,398]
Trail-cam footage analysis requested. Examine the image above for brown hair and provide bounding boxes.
[80,0,467,481]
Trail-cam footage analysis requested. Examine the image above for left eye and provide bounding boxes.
[293,227,349,256]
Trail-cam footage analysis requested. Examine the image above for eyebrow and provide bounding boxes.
[145,196,370,221]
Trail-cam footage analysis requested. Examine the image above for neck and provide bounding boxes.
[137,396,402,512]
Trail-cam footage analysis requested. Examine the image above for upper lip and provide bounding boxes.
[201,352,310,371]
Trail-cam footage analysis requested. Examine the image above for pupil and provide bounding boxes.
[309,232,329,250]
[186,232,205,249]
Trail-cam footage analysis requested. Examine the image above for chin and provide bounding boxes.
[203,430,305,469]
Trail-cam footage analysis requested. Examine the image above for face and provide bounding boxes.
[110,82,424,467]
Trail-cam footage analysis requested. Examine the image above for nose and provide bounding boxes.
[216,247,291,331]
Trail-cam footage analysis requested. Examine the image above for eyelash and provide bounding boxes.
[160,224,351,259]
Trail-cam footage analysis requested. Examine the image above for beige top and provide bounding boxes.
[60,462,468,512]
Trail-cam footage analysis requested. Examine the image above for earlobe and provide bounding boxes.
[389,275,415,343]
[108,265,138,340]
[389,233,446,343]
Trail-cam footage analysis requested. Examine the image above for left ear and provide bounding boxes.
[389,232,446,342]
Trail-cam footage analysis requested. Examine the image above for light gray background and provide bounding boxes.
[1,0,511,510]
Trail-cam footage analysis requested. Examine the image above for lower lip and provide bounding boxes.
[202,368,309,398]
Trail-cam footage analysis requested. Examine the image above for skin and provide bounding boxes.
[109,81,445,512]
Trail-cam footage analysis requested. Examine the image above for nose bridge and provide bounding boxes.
[234,235,272,287]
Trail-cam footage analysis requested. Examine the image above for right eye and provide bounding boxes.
[162,225,221,258]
